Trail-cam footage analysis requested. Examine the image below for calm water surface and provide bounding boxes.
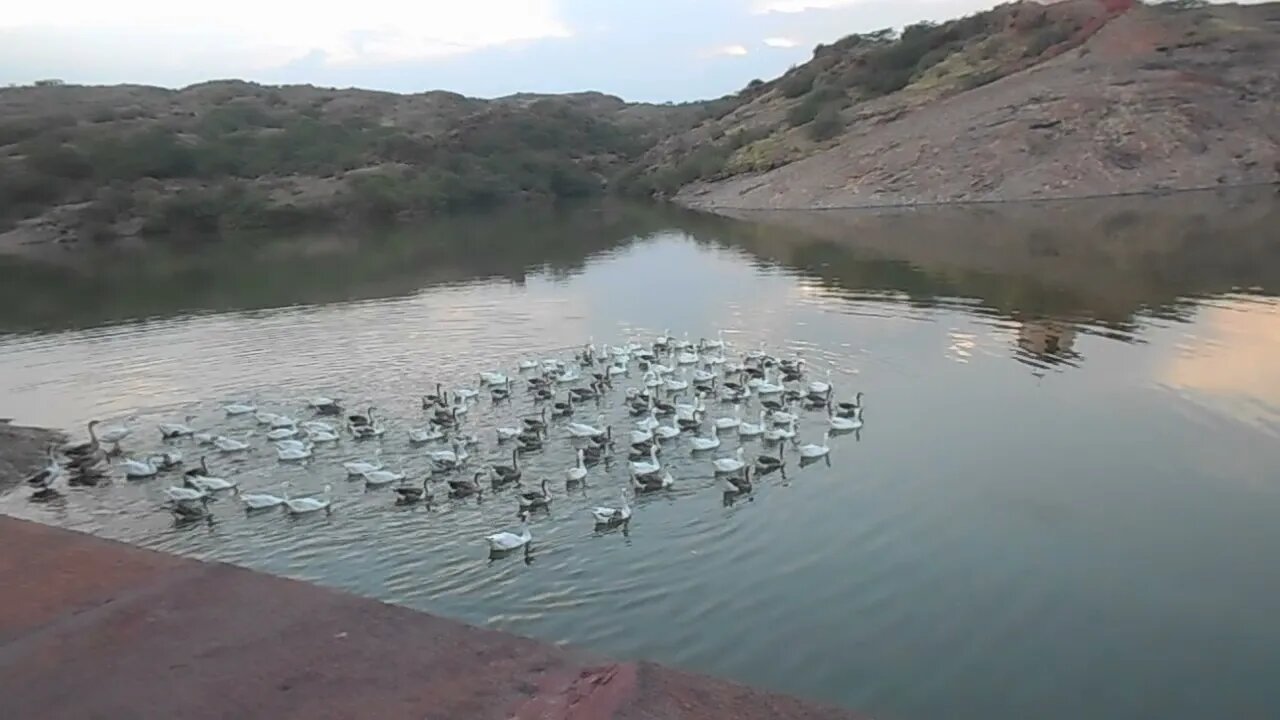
[3,193,1280,720]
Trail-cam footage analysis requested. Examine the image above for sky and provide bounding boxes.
[0,0,1073,102]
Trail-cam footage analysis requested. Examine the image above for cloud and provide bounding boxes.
[763,37,799,48]
[0,0,571,69]
[710,44,751,57]
[751,0,862,13]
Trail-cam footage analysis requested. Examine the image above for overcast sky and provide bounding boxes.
[0,0,1091,101]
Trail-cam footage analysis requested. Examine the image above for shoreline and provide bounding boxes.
[0,422,62,488]
[0,419,863,717]
[0,517,864,719]
[676,180,1280,215]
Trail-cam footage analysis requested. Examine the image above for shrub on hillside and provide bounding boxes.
[788,85,842,127]
[86,129,199,180]
[23,141,94,180]
[807,107,845,141]
[0,169,63,221]
[1024,25,1073,57]
[0,116,75,147]
[778,69,817,99]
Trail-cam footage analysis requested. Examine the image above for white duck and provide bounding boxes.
[763,419,797,443]
[485,518,532,553]
[300,420,336,434]
[495,426,522,442]
[712,447,747,474]
[591,492,632,525]
[769,407,799,425]
[224,402,257,416]
[343,452,383,477]
[565,449,588,485]
[241,483,287,511]
[408,425,446,444]
[362,469,405,487]
[675,393,705,421]
[663,375,689,392]
[630,446,661,476]
[829,407,863,431]
[634,409,660,432]
[155,451,183,469]
[567,414,607,439]
[276,441,314,461]
[255,411,285,426]
[478,371,510,386]
[807,369,833,396]
[714,408,741,431]
[430,443,469,470]
[755,371,784,396]
[632,469,675,493]
[214,435,252,453]
[630,427,654,445]
[689,424,721,452]
[25,445,61,487]
[307,427,341,443]
[266,425,298,441]
[158,417,196,439]
[186,471,238,493]
[737,411,767,438]
[165,485,208,503]
[653,418,681,441]
[122,456,162,479]
[284,484,332,515]
[798,432,831,459]
[676,349,700,365]
[349,421,385,439]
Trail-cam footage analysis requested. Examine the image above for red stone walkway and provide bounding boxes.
[0,516,862,719]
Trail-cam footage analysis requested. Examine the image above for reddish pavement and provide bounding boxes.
[0,516,863,719]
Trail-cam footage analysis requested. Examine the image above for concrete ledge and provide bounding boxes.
[0,516,862,719]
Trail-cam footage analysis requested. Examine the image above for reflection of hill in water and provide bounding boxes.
[708,187,1280,322]
[701,188,1280,369]
[4,189,1277,370]
[0,203,670,332]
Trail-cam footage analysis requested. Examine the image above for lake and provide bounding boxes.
[2,190,1279,720]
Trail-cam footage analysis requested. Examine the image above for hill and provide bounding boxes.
[3,0,1277,250]
[0,81,709,247]
[621,0,1280,210]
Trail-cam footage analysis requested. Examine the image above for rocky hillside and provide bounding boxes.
[622,0,1280,210]
[3,0,1277,250]
[0,81,709,247]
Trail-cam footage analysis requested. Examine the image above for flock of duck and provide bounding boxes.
[24,330,864,556]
